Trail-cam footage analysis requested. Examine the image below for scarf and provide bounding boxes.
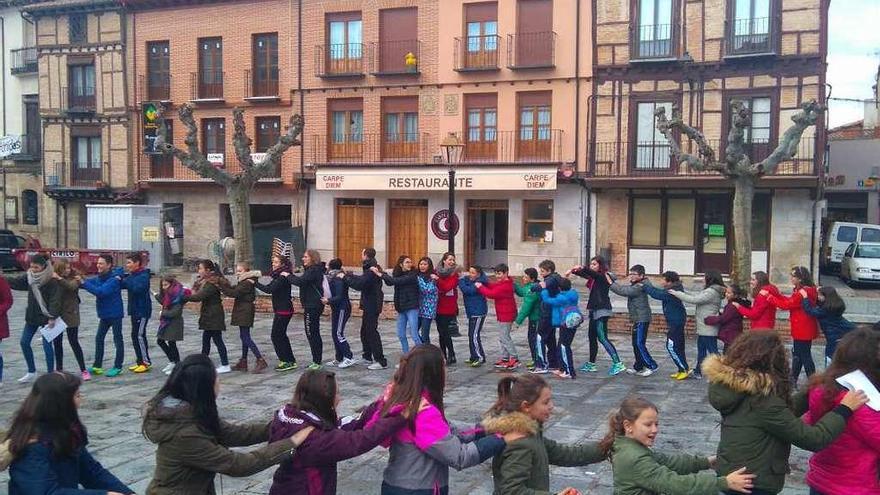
[159,282,188,332]
[436,265,457,278]
[270,262,292,279]
[27,262,54,318]
[237,270,262,283]
[585,268,606,290]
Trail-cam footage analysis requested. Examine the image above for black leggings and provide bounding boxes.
[303,308,323,364]
[270,314,296,363]
[434,315,457,361]
[53,327,86,372]
[157,339,180,363]
[791,339,815,384]
[201,330,228,366]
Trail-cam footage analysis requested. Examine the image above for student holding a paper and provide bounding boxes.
[6,254,61,383]
[804,328,880,495]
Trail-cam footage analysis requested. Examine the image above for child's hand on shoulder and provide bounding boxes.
[798,288,807,298]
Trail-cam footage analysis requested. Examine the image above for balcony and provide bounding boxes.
[8,135,41,162]
[45,161,110,189]
[244,70,279,101]
[370,40,420,76]
[631,24,675,60]
[139,73,171,103]
[454,35,501,72]
[10,47,38,75]
[138,153,282,183]
[315,44,365,78]
[588,137,817,179]
[308,133,435,165]
[725,17,775,57]
[461,130,564,163]
[63,86,95,114]
[190,71,224,102]
[507,32,556,69]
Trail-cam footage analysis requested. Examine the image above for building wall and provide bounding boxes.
[1,8,38,136]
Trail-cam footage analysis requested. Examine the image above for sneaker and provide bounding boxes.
[307,363,322,371]
[674,370,692,381]
[670,372,682,379]
[625,368,639,375]
[529,367,550,374]
[17,372,36,383]
[81,370,92,381]
[132,364,151,373]
[105,368,123,378]
[338,357,357,369]
[360,359,374,366]
[579,362,598,373]
[525,360,535,369]
[691,372,703,380]
[493,358,510,369]
[608,362,627,376]
[324,359,339,367]
[505,358,521,369]
[128,363,140,371]
[555,371,573,379]
[367,362,388,370]
[90,367,105,376]
[469,359,485,368]
[446,356,457,366]
[636,368,656,377]
[217,365,232,374]
[161,363,175,374]
[276,361,298,372]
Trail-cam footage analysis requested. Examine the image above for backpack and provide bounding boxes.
[561,305,584,330]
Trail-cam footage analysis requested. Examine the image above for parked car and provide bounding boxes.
[822,222,880,273]
[840,241,880,286]
[0,230,27,271]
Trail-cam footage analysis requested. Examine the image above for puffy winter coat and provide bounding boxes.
[801,300,856,358]
[120,267,152,319]
[610,436,727,495]
[417,274,438,319]
[435,270,460,317]
[382,270,420,313]
[767,286,819,341]
[609,281,651,323]
[81,267,125,320]
[55,277,81,328]
[514,281,540,325]
[736,284,781,330]
[185,279,226,332]
[540,289,579,328]
[643,281,687,327]
[155,291,184,342]
[705,300,750,346]
[287,264,326,311]
[668,284,727,336]
[477,277,517,323]
[219,271,261,327]
[458,274,489,318]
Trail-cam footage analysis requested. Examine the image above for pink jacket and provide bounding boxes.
[804,386,880,495]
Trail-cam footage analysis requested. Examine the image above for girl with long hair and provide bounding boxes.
[733,271,781,330]
[142,354,313,494]
[482,374,604,494]
[325,257,356,368]
[804,329,880,495]
[801,286,856,366]
[704,284,751,352]
[668,269,727,378]
[51,260,87,379]
[433,252,459,363]
[255,254,298,372]
[375,255,421,353]
[4,372,133,494]
[767,266,820,385]
[702,331,867,494]
[370,345,506,494]
[219,260,266,373]
[184,259,230,373]
[268,369,413,494]
[154,274,187,375]
[285,249,327,369]
[569,255,625,376]
[600,397,753,495]
[416,256,439,346]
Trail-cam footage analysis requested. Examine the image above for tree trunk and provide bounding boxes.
[731,174,755,287]
[226,183,253,266]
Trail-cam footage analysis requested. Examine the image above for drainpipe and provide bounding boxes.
[573,0,581,165]
[2,16,7,135]
[298,0,310,247]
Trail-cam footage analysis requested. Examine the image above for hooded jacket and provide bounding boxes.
[54,277,81,328]
[345,258,384,315]
[255,272,294,315]
[610,436,727,495]
[267,401,407,495]
[327,271,352,311]
[155,285,186,342]
[287,264,327,311]
[668,284,726,336]
[120,267,152,319]
[477,277,517,323]
[800,300,856,357]
[540,289,579,328]
[702,354,852,494]
[767,286,819,341]
[736,284,781,330]
[417,274,438,319]
[571,267,612,311]
[514,281,540,325]
[185,277,226,332]
[382,270,420,313]
[704,299,750,346]
[219,271,261,327]
[81,267,125,320]
[459,273,489,318]
[143,396,297,495]
[435,270,459,317]
[804,385,880,495]
[609,280,651,323]
[643,281,687,327]
[482,411,603,495]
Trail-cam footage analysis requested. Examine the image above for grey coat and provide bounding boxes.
[609,281,652,323]
[668,284,726,336]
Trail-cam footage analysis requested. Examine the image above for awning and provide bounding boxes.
[316,167,558,191]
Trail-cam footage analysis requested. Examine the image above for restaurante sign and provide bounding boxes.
[316,167,558,191]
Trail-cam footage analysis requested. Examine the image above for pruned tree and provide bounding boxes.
[655,99,822,286]
[154,103,304,265]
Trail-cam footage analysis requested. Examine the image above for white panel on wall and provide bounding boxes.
[629,249,661,274]
[752,251,769,272]
[663,249,696,274]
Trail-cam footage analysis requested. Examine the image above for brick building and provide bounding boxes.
[586,0,827,283]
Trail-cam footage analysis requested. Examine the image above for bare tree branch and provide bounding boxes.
[252,113,304,178]
[724,100,750,172]
[754,99,823,175]
[232,107,254,173]
[155,103,231,186]
[655,105,727,175]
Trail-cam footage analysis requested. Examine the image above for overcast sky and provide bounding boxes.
[826,0,880,128]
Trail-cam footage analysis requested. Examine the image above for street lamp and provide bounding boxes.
[440,132,464,254]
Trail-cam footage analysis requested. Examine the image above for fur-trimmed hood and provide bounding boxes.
[481,411,539,436]
[237,270,262,282]
[703,354,778,415]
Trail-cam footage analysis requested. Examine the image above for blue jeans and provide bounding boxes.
[93,318,124,370]
[21,323,54,373]
[396,308,421,353]
[418,317,433,345]
[695,335,719,375]
[631,321,657,371]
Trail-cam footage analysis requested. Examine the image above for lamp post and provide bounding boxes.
[440,132,464,254]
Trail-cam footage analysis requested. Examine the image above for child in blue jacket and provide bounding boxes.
[643,271,690,380]
[541,278,580,379]
[800,286,855,365]
[120,252,152,373]
[82,254,125,378]
[458,265,489,367]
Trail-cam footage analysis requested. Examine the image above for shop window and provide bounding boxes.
[632,198,662,246]
[666,198,695,246]
[751,194,770,250]
[22,190,38,225]
[523,200,553,241]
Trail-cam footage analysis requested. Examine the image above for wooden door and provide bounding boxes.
[336,199,374,267]
[387,199,427,264]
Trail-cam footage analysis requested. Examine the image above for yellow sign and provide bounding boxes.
[142,226,160,243]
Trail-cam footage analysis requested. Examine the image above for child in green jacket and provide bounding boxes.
[482,374,603,495]
[601,397,755,495]
[514,268,541,371]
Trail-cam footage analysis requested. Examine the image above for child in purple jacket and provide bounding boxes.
[268,369,409,495]
[704,284,750,353]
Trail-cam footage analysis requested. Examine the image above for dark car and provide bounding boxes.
[0,230,26,271]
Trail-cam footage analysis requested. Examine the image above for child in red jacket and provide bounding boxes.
[766,266,819,386]
[477,263,519,370]
[733,271,780,330]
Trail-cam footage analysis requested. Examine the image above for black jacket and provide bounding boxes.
[382,270,419,312]
[571,267,612,311]
[8,275,61,327]
[328,275,351,311]
[286,264,326,311]
[345,258,384,315]
[255,275,294,314]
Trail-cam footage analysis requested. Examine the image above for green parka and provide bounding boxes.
[514,281,541,325]
[55,277,82,328]
[482,411,604,495]
[610,436,727,495]
[703,354,853,494]
[218,271,261,328]
[185,278,226,332]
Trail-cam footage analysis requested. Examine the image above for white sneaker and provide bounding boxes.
[338,358,357,369]
[360,359,374,366]
[161,363,175,373]
[636,368,656,377]
[367,362,387,370]
[216,365,232,374]
[17,372,36,383]
[324,359,339,367]
[625,368,638,375]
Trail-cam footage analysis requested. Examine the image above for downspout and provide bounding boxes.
[2,16,7,135]
[574,0,590,263]
[298,0,310,247]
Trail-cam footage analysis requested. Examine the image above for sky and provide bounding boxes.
[826,0,880,128]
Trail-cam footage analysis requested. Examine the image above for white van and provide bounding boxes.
[822,222,880,272]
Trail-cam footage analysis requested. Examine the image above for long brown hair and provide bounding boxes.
[598,396,658,459]
[722,331,792,402]
[7,372,85,459]
[751,271,771,298]
[487,375,549,416]
[291,369,338,429]
[810,328,880,411]
[382,345,446,427]
[53,259,78,279]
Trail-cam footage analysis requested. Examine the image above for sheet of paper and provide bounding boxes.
[836,369,880,412]
[38,317,67,343]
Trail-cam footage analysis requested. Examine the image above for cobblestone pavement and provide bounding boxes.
[0,291,814,494]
